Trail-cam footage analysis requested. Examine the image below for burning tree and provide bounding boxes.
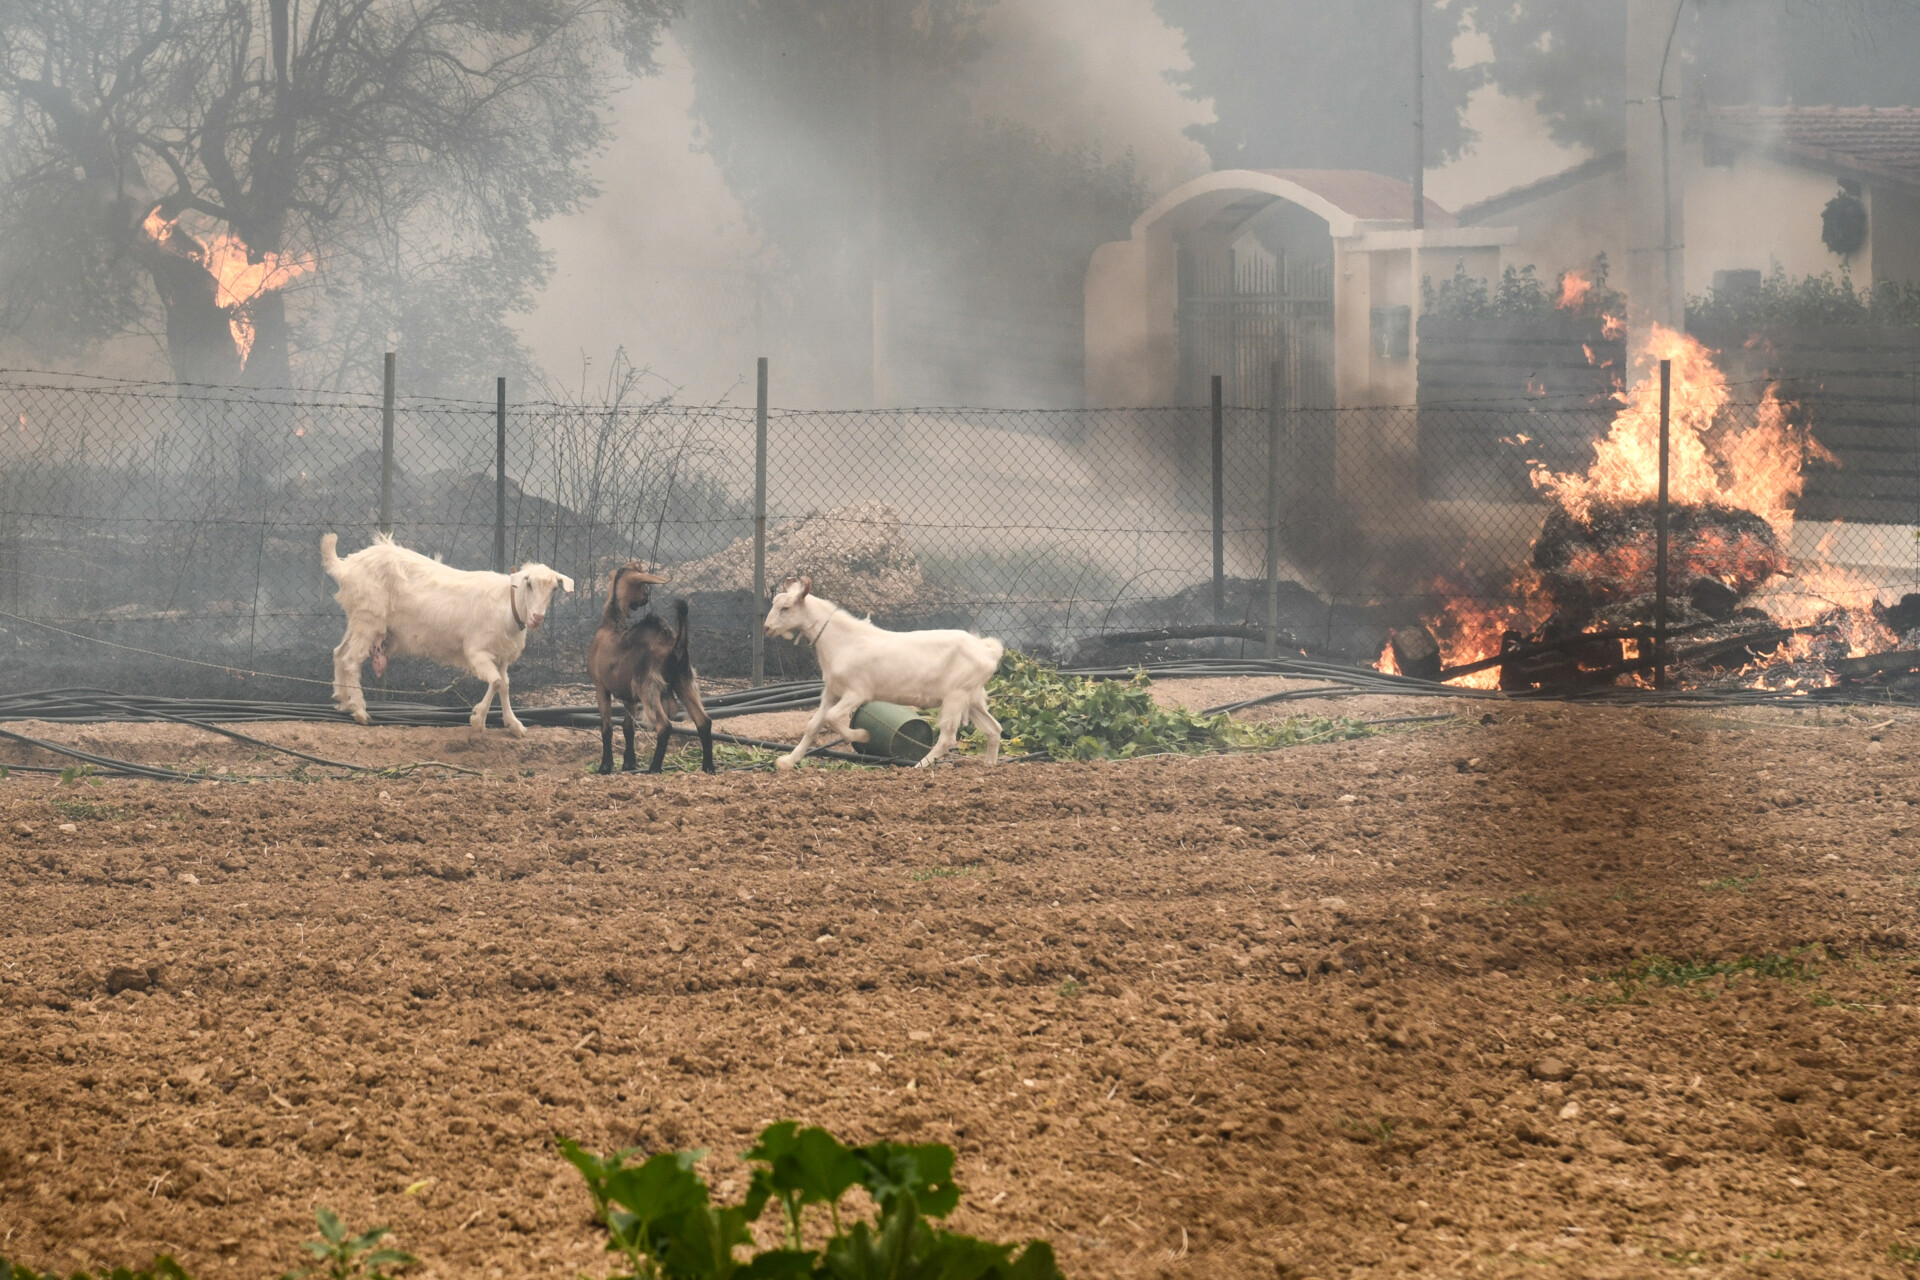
[0,0,675,387]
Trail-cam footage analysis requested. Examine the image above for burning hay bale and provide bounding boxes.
[1380,324,1894,693]
[1532,500,1786,626]
[672,500,930,616]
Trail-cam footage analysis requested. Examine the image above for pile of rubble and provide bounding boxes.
[672,500,931,617]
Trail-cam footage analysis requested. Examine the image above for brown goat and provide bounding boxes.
[587,564,714,774]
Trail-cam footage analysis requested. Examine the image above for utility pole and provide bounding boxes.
[1411,0,1425,231]
[1626,0,1687,363]
[869,0,892,407]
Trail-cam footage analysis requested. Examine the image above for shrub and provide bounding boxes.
[1687,263,1920,330]
[1421,254,1622,322]
[973,650,1374,761]
[559,1123,1062,1280]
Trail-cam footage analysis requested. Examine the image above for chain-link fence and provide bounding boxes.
[2,369,1916,701]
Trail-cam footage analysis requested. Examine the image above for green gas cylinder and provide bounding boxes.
[849,701,936,764]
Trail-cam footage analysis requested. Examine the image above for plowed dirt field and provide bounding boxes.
[3,699,1919,1280]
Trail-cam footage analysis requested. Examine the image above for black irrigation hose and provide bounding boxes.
[0,725,207,783]
[1,655,1907,788]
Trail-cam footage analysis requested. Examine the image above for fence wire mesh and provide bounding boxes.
[2,370,1916,701]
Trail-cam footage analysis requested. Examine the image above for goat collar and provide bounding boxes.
[509,579,527,631]
[804,606,837,646]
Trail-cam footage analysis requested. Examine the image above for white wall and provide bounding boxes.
[1686,140,1856,296]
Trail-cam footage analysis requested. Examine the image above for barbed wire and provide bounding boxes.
[0,367,1808,414]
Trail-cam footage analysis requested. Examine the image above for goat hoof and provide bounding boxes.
[351,710,371,726]
[775,756,798,772]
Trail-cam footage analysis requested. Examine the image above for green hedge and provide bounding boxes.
[1688,265,1920,330]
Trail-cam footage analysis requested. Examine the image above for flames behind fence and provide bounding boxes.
[0,366,1916,700]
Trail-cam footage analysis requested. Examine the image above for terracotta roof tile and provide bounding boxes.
[1704,106,1920,183]
[1257,169,1456,227]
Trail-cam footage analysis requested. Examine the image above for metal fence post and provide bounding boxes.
[1266,359,1286,658]
[1211,373,1225,628]
[379,351,395,535]
[1654,358,1671,690]
[752,356,769,687]
[494,377,507,573]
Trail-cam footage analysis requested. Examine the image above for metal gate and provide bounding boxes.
[1177,240,1334,409]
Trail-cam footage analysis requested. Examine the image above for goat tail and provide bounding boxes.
[668,598,693,673]
[983,636,1006,668]
[321,532,342,577]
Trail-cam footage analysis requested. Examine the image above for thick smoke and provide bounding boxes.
[521,0,1216,409]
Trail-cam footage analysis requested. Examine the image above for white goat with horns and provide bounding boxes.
[322,532,574,734]
[762,575,1003,769]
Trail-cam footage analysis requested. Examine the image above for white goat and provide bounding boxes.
[762,576,1003,770]
[321,533,574,734]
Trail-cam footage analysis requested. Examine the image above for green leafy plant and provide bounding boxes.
[0,1257,193,1280]
[280,1208,417,1280]
[560,1123,1062,1280]
[57,764,99,788]
[967,650,1374,761]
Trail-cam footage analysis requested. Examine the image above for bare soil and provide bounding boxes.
[3,698,1919,1280]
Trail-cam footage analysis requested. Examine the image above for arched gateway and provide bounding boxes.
[1084,169,1512,410]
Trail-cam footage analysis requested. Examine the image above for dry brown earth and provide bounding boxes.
[3,698,1919,1280]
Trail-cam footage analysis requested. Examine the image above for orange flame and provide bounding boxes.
[1405,328,1860,685]
[1557,270,1593,310]
[141,206,315,363]
[1529,324,1831,541]
[1749,525,1896,663]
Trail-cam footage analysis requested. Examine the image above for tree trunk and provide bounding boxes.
[243,289,292,388]
[140,245,242,385]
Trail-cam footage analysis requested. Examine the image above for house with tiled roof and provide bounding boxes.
[1458,106,1920,303]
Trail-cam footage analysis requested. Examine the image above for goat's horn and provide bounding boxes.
[630,570,670,584]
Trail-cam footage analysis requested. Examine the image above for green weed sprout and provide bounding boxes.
[280,1208,417,1280]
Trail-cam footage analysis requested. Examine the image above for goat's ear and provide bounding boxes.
[559,574,575,593]
[796,575,811,601]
